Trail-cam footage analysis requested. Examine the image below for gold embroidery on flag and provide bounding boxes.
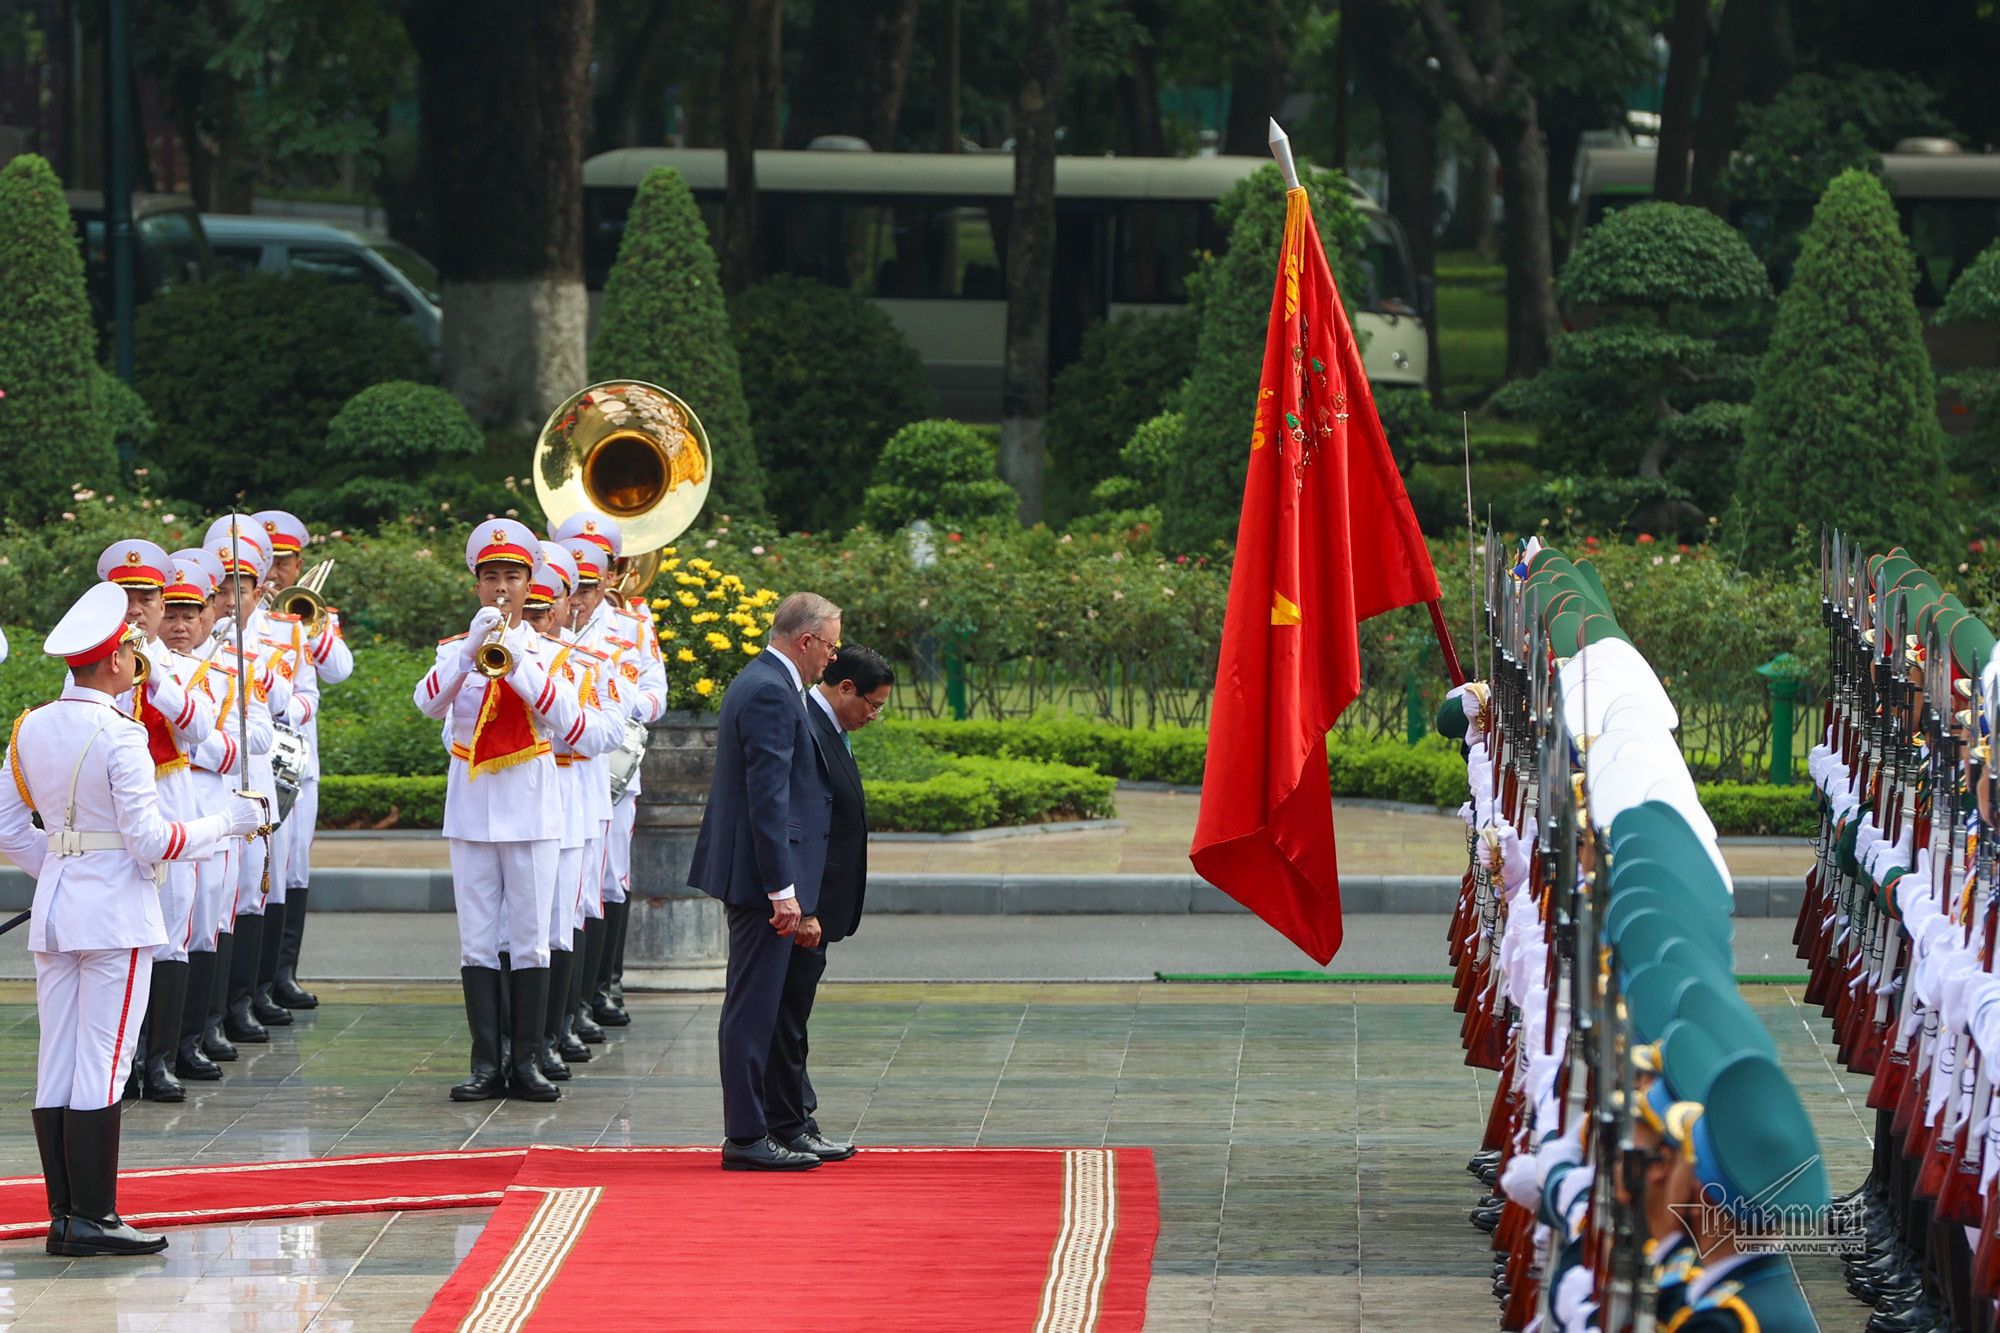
[1271,592,1302,626]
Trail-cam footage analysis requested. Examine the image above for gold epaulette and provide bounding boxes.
[267,611,302,623]
[562,638,610,661]
[438,632,469,645]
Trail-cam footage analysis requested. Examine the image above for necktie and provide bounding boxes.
[842,729,853,754]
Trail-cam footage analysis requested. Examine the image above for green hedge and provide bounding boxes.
[318,774,446,829]
[889,716,1207,785]
[1327,735,1470,808]
[863,773,999,834]
[864,757,1115,834]
[1694,782,1817,837]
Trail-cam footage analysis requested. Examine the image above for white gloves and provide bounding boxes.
[225,792,267,837]
[460,606,506,674]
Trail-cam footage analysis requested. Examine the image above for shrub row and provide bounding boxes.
[1693,782,1817,837]
[318,774,446,829]
[864,755,1117,834]
[888,716,1207,785]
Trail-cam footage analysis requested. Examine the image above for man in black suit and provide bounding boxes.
[688,591,839,1172]
[767,644,895,1161]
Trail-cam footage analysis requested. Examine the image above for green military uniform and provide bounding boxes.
[1649,1231,1700,1324]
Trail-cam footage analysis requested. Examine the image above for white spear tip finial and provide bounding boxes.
[1267,118,1300,190]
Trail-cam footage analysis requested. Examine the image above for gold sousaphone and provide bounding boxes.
[533,380,713,600]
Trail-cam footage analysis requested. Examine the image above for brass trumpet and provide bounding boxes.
[473,594,514,679]
[131,646,150,688]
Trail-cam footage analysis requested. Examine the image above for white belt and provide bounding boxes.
[48,830,126,857]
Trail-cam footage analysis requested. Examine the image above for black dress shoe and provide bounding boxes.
[572,1009,605,1045]
[591,999,630,1027]
[784,1131,856,1161]
[721,1136,821,1171]
[140,1055,185,1103]
[175,1036,222,1082]
[557,1031,591,1063]
[784,1128,856,1160]
[251,989,293,1027]
[201,1016,238,1062]
[539,1050,572,1082]
[61,1213,167,1257]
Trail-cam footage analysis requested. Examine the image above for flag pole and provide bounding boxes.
[1265,119,1464,690]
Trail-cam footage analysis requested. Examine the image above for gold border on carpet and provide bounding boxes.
[457,1185,602,1333]
[1035,1148,1118,1333]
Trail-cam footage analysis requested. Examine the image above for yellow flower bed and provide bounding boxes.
[649,544,779,710]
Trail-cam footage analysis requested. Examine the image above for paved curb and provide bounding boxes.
[0,868,1806,917]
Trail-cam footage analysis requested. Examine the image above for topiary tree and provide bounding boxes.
[135,270,431,509]
[590,167,766,517]
[1937,240,2000,520]
[1492,203,1772,535]
[1160,162,1363,553]
[288,380,504,531]
[861,420,1019,531]
[1043,308,1197,529]
[0,154,120,526]
[1088,410,1183,514]
[1731,170,1950,569]
[729,274,934,535]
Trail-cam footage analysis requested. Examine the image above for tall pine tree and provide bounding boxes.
[0,155,120,525]
[1732,169,1949,567]
[589,167,767,517]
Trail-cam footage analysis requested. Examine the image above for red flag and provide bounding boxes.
[1189,185,1443,965]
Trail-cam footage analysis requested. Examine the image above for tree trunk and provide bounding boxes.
[999,0,1069,525]
[721,0,778,294]
[407,0,595,428]
[1354,0,1443,397]
[1115,2,1166,157]
[1490,106,1560,381]
[1687,0,1768,214]
[785,0,922,150]
[592,0,675,152]
[1653,0,1706,204]
[1221,0,1287,155]
[1414,0,1560,379]
[936,0,961,150]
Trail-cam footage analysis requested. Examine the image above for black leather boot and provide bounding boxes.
[271,885,317,1008]
[223,914,269,1043]
[251,901,292,1026]
[607,896,629,1006]
[140,960,187,1102]
[32,1107,68,1255]
[451,967,507,1102]
[60,1105,166,1256]
[540,951,573,1081]
[575,918,608,1041]
[508,967,560,1103]
[176,951,223,1080]
[203,933,239,1061]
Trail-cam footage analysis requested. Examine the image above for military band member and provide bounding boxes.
[552,513,666,1029]
[164,549,239,1081]
[413,519,582,1103]
[523,543,621,1079]
[253,509,354,1015]
[0,582,262,1255]
[93,541,219,1104]
[200,519,290,1047]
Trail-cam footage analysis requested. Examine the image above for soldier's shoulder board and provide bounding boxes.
[437,633,469,645]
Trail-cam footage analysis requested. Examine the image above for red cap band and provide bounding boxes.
[65,623,133,669]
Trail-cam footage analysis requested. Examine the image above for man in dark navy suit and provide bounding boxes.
[688,591,839,1171]
[768,644,895,1161]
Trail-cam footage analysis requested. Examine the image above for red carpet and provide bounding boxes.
[0,1148,527,1240]
[414,1146,1159,1333]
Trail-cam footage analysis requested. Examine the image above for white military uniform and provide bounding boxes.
[120,639,217,963]
[287,609,352,889]
[0,594,249,1110]
[582,594,667,910]
[414,525,584,971]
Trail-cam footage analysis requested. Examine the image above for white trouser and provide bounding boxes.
[287,778,318,889]
[580,830,605,922]
[35,947,150,1110]
[264,811,294,907]
[234,832,269,918]
[550,846,583,948]
[602,792,635,905]
[151,862,198,963]
[192,843,236,952]
[449,838,557,969]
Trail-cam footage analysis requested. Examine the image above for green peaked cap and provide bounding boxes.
[1658,1016,1729,1103]
[1695,1052,1830,1216]
[1674,979,1777,1061]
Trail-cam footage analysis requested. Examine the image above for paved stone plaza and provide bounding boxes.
[0,978,1874,1331]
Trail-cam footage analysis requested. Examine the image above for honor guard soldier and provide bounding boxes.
[0,583,262,1255]
[94,541,219,1104]
[523,542,621,1081]
[253,509,353,1016]
[200,519,290,1048]
[414,519,583,1103]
